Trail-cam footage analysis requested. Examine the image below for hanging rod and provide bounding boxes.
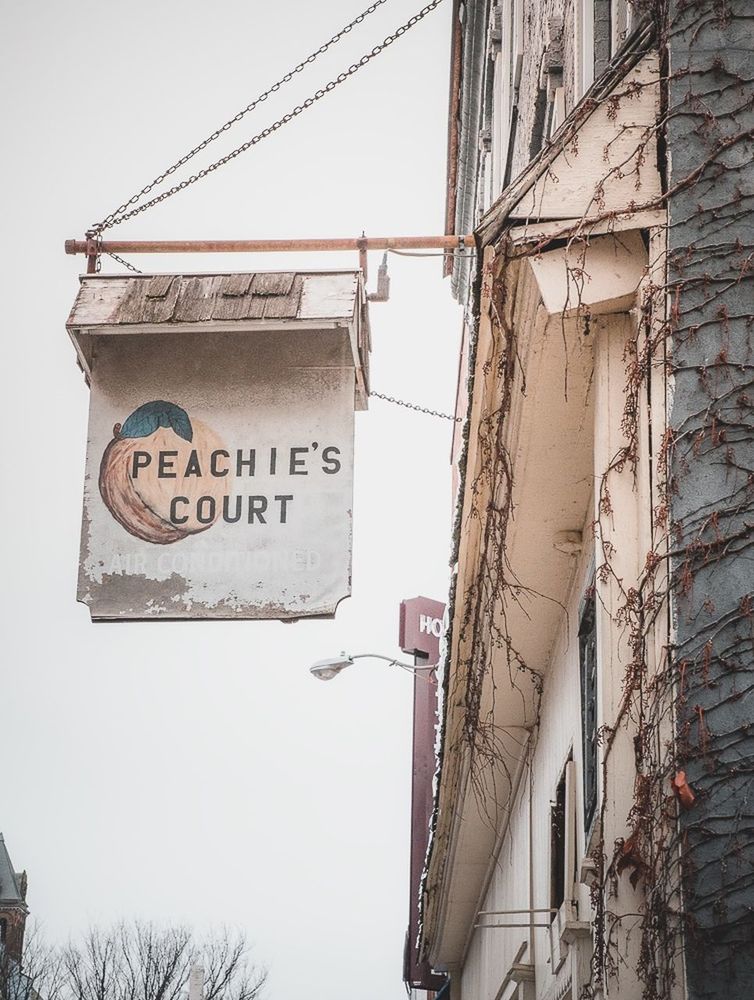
[65,234,475,256]
[65,234,477,275]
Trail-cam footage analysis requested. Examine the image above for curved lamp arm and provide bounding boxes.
[351,653,437,673]
[310,651,438,681]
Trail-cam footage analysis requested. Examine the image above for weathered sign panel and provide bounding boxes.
[399,596,447,994]
[67,271,369,621]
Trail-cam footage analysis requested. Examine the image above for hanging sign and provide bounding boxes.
[67,271,369,621]
[399,596,447,994]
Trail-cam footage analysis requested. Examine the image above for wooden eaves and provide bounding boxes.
[422,14,666,973]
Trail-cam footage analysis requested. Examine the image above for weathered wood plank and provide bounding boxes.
[115,279,151,324]
[212,289,258,321]
[143,277,180,324]
[67,278,133,327]
[240,294,267,320]
[173,276,221,322]
[146,275,175,298]
[508,208,667,245]
[510,53,661,221]
[220,273,253,297]
[251,272,295,296]
[300,273,359,319]
[262,275,303,319]
[528,230,648,316]
[67,272,362,329]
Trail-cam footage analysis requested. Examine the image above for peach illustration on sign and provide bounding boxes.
[99,400,231,544]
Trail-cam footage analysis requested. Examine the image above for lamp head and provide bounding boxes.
[310,653,354,681]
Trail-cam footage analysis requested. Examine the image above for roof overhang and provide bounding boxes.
[423,21,664,971]
[423,247,599,968]
[477,19,661,248]
[66,270,371,409]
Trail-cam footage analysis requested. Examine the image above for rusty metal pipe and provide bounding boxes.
[64,235,474,256]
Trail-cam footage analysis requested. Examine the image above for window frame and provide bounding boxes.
[498,0,524,190]
[579,587,599,834]
[574,0,596,101]
[612,0,632,54]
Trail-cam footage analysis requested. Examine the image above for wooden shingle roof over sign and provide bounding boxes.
[70,268,367,621]
[67,270,370,408]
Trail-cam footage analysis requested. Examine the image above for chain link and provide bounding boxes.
[93,0,390,234]
[93,0,445,234]
[105,252,143,273]
[370,390,462,422]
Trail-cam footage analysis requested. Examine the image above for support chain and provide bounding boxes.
[370,391,461,422]
[92,0,445,233]
[105,252,143,274]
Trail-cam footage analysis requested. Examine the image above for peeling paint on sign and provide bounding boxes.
[77,326,356,621]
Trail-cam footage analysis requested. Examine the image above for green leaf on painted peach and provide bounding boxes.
[119,401,193,443]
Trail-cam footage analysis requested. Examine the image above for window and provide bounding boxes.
[549,757,584,968]
[480,55,496,213]
[574,0,595,101]
[530,86,550,160]
[0,917,7,943]
[612,0,632,53]
[500,0,523,189]
[594,0,611,78]
[550,756,576,912]
[547,87,566,141]
[532,17,564,155]
[580,591,598,832]
[551,765,568,911]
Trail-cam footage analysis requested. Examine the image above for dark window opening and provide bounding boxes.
[483,56,495,139]
[580,590,598,832]
[503,104,519,189]
[594,0,611,77]
[550,762,568,911]
[529,87,549,160]
[435,981,451,1000]
[545,98,557,143]
[0,917,7,943]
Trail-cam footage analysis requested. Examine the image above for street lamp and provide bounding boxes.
[309,652,438,681]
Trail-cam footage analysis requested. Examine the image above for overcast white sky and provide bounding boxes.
[1,2,461,998]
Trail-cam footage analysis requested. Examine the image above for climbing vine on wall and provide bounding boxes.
[447,2,753,998]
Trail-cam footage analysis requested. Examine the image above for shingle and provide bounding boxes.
[146,275,175,298]
[67,271,360,327]
[251,272,296,296]
[114,279,149,324]
[143,277,180,323]
[262,274,303,319]
[173,276,221,322]
[212,289,256,321]
[241,294,268,320]
[219,274,253,297]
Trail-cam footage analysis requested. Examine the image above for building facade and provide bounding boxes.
[0,836,28,968]
[417,3,754,1000]
[0,834,31,1000]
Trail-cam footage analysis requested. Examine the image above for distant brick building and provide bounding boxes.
[0,835,29,966]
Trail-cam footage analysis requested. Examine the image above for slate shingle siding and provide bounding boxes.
[667,3,754,996]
